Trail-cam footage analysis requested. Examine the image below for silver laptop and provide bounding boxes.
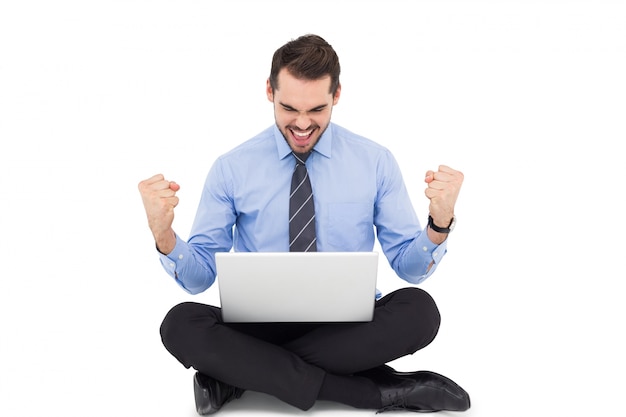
[216,251,379,323]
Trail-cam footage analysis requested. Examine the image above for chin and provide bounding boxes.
[291,143,315,154]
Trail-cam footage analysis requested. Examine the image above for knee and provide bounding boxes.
[396,287,441,351]
[160,302,216,355]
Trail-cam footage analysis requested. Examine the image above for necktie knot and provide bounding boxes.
[293,151,310,165]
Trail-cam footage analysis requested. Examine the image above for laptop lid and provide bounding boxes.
[216,251,379,323]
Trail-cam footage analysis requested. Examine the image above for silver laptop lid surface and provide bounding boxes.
[216,252,379,323]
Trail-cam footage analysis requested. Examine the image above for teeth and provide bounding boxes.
[293,130,312,137]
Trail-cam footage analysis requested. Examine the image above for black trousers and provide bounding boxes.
[160,287,440,411]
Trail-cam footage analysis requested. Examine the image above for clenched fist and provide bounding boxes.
[138,174,181,254]
[424,165,464,236]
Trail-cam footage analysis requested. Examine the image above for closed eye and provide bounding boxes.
[279,102,328,113]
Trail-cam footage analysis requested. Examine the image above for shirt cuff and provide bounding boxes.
[158,234,191,277]
[398,229,448,284]
[415,228,448,265]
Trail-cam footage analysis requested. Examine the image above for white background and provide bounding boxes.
[1,0,625,416]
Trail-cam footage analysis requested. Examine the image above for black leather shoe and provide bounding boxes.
[359,365,470,413]
[193,372,245,415]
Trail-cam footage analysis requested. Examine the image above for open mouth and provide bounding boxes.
[290,128,315,146]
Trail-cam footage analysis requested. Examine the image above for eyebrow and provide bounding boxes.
[279,102,328,112]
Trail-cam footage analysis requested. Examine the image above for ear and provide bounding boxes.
[333,83,342,105]
[266,79,274,102]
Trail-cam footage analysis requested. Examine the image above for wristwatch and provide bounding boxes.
[428,215,456,234]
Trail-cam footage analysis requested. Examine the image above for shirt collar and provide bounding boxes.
[274,123,334,161]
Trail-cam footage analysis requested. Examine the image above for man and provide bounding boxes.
[138,34,470,414]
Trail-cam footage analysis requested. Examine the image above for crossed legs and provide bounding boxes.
[160,287,440,410]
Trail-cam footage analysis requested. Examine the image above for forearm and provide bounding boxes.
[426,225,448,245]
[154,228,177,255]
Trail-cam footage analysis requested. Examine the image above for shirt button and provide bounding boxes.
[422,246,428,252]
[178,254,184,260]
[433,251,439,258]
[169,263,175,268]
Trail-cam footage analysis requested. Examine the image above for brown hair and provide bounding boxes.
[269,34,341,95]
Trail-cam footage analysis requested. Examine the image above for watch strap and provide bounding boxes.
[428,215,454,233]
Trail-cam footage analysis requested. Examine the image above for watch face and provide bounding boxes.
[449,217,456,231]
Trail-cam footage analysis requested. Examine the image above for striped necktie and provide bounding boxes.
[289,152,317,252]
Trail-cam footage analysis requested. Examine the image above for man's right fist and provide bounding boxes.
[138,174,180,254]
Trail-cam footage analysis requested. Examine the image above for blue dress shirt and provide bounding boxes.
[159,123,447,295]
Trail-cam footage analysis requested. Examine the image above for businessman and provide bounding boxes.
[139,34,470,414]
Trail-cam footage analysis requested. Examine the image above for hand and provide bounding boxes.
[138,174,180,254]
[424,165,464,227]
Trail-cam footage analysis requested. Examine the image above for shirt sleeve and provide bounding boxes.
[374,150,448,284]
[157,158,236,294]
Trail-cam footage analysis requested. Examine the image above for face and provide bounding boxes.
[267,68,341,154]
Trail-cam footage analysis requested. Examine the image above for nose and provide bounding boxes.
[294,112,312,130]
